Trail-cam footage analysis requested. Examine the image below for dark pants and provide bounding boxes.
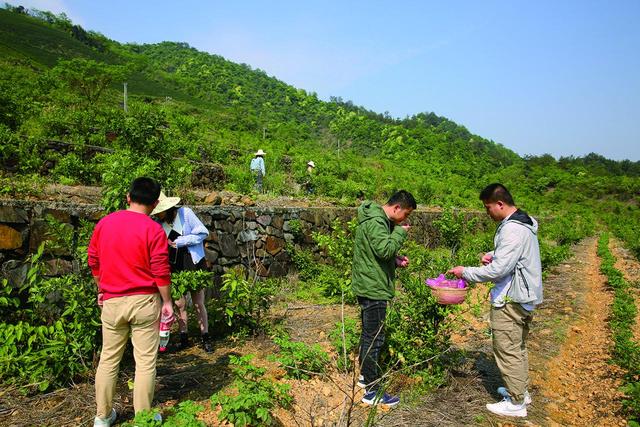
[358,296,388,392]
[254,171,263,193]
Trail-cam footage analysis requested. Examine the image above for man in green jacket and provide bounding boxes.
[352,190,416,407]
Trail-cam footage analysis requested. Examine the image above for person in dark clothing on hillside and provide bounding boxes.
[351,190,416,407]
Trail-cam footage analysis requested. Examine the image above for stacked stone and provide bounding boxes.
[0,200,488,286]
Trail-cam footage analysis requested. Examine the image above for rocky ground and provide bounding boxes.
[1,236,637,426]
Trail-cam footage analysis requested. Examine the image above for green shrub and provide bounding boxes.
[597,233,640,424]
[432,207,465,251]
[384,274,457,379]
[211,354,292,427]
[0,245,101,392]
[329,317,360,371]
[272,335,329,380]
[171,270,213,300]
[213,269,276,333]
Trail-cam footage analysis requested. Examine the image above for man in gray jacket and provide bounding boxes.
[449,183,543,418]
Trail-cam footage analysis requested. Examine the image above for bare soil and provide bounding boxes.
[1,236,636,426]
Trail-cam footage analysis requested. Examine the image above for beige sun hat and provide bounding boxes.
[307,161,316,168]
[151,191,181,216]
[255,149,266,156]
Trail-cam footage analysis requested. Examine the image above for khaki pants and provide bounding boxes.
[95,293,161,417]
[490,303,533,404]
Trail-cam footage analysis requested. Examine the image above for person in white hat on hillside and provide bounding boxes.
[151,192,213,353]
[250,149,266,193]
[304,160,316,195]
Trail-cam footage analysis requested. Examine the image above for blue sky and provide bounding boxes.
[14,0,640,161]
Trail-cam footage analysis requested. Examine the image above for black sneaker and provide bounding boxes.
[201,333,213,353]
[178,332,189,350]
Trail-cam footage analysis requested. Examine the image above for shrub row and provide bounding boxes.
[597,233,640,425]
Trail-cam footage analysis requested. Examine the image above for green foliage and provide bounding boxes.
[163,401,206,427]
[99,149,161,212]
[49,58,126,105]
[271,334,329,380]
[1,4,639,211]
[432,207,465,251]
[120,409,163,427]
[597,233,640,423]
[311,219,357,302]
[313,218,356,272]
[121,401,205,427]
[0,244,101,392]
[287,245,320,281]
[171,270,213,300]
[211,354,292,427]
[328,317,360,371]
[385,274,457,373]
[215,268,275,333]
[287,219,303,240]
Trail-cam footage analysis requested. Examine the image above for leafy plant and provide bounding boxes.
[211,354,292,427]
[432,207,465,252]
[0,245,101,392]
[271,334,329,380]
[329,317,360,371]
[214,268,275,333]
[171,270,213,300]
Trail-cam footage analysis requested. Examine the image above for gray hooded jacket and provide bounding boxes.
[462,210,543,308]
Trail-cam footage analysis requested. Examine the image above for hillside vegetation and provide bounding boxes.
[1,6,639,425]
[2,6,637,212]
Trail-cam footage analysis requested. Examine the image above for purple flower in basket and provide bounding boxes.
[425,274,467,289]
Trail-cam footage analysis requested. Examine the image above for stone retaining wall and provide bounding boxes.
[0,200,486,286]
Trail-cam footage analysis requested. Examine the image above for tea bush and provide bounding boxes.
[171,270,213,300]
[384,274,458,376]
[329,317,360,371]
[211,354,292,427]
[0,246,101,392]
[272,334,329,379]
[597,233,640,424]
[213,268,276,334]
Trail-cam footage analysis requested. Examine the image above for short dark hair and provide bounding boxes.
[479,183,515,205]
[386,190,417,209]
[129,177,161,206]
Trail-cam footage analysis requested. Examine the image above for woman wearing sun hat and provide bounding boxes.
[249,149,266,193]
[304,160,316,194]
[151,192,213,353]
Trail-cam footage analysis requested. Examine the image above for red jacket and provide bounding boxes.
[88,210,171,301]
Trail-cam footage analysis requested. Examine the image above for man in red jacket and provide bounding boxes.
[88,177,173,427]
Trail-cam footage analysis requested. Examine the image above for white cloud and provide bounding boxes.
[6,0,85,26]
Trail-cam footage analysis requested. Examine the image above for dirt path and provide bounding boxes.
[383,236,628,426]
[532,237,626,426]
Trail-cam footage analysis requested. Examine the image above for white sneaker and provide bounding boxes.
[486,398,527,417]
[497,386,532,405]
[93,408,116,427]
[356,374,366,388]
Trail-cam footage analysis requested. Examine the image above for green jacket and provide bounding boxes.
[351,201,408,301]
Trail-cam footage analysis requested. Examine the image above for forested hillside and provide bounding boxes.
[0,4,638,222]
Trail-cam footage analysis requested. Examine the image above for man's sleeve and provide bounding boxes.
[87,224,101,277]
[367,218,407,260]
[463,224,524,283]
[149,226,171,287]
